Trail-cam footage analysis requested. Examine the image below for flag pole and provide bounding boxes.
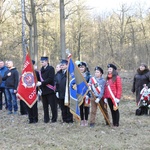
[66,51,111,126]
[26,46,43,102]
[90,91,111,126]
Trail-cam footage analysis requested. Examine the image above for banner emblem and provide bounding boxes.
[70,78,77,101]
[22,72,35,88]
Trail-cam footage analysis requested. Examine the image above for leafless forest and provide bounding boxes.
[0,0,150,73]
[1,1,150,148]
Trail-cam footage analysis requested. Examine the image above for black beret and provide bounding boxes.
[32,60,35,65]
[95,66,103,74]
[60,59,68,65]
[107,64,117,70]
[41,56,48,61]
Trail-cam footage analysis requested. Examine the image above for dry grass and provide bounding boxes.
[0,81,150,150]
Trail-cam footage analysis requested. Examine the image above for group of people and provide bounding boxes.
[76,62,122,127]
[0,60,19,115]
[0,57,149,127]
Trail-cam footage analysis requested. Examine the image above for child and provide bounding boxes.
[88,66,108,127]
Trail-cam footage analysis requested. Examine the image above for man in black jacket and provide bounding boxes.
[55,59,73,123]
[2,61,19,114]
[36,57,57,123]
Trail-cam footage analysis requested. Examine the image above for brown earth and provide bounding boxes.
[0,73,150,150]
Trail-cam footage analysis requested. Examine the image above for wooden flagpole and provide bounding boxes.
[90,91,111,126]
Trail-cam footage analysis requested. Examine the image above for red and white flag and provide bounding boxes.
[17,53,37,108]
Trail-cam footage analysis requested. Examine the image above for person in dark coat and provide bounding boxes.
[0,60,8,110]
[27,60,38,123]
[55,59,73,123]
[36,57,57,123]
[2,61,19,114]
[132,63,150,115]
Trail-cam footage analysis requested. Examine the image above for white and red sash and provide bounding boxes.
[91,77,101,95]
[39,71,55,91]
[84,97,90,107]
[106,82,118,110]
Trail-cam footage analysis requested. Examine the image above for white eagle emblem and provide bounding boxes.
[22,72,35,88]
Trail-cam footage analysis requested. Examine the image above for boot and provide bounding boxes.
[80,120,84,126]
[84,120,88,126]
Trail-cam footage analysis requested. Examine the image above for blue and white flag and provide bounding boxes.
[65,58,89,121]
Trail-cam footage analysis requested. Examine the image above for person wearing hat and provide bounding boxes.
[103,64,122,127]
[36,57,57,123]
[132,63,150,115]
[88,66,108,127]
[26,60,38,123]
[78,62,91,126]
[55,59,73,123]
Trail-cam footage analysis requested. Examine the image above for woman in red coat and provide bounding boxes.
[104,64,122,127]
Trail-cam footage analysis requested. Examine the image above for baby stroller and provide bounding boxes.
[135,87,150,116]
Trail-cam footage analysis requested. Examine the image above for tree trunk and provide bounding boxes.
[60,0,66,59]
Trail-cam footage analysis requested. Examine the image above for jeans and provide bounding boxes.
[5,88,18,112]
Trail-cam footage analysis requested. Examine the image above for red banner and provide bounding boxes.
[17,53,37,108]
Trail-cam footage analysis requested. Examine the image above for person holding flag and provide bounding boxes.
[17,53,38,122]
[103,64,122,127]
[88,66,108,127]
[55,59,73,124]
[36,57,57,123]
[78,62,91,126]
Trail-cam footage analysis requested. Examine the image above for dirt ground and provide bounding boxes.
[0,77,150,150]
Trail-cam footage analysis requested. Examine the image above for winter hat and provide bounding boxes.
[140,63,148,69]
[107,64,117,70]
[95,66,103,74]
[75,60,81,66]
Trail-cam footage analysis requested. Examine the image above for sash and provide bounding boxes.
[106,82,118,111]
[91,77,101,95]
[84,97,90,107]
[39,71,55,91]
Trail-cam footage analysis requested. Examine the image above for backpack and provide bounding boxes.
[135,108,142,116]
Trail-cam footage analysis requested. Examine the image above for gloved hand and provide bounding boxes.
[95,98,100,103]
[7,72,11,76]
[85,95,89,100]
[36,81,42,87]
[88,86,91,91]
[56,92,59,98]
[38,89,42,96]
[115,98,120,103]
[104,98,108,104]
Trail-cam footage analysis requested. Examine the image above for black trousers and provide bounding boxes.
[20,100,28,115]
[27,101,38,122]
[42,93,57,123]
[0,88,7,110]
[58,99,73,123]
[80,103,89,121]
[108,98,120,126]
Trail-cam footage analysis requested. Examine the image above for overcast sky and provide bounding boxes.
[86,0,150,13]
